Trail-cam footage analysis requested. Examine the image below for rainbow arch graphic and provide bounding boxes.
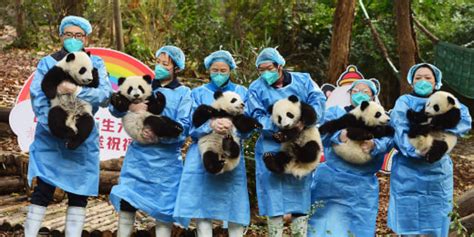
[15,47,154,104]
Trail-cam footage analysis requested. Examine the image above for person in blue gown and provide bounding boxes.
[24,16,113,237]
[173,50,254,237]
[388,63,472,237]
[108,45,192,237]
[308,79,393,237]
[247,47,326,237]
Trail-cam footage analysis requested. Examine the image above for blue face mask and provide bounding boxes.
[63,38,84,53]
[261,70,279,85]
[414,80,434,96]
[351,92,371,107]
[210,73,230,87]
[154,64,171,80]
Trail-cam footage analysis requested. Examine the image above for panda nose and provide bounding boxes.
[133,94,139,98]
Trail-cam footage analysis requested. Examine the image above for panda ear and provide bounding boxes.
[66,53,76,62]
[288,95,299,103]
[214,91,223,100]
[118,77,126,86]
[360,101,370,111]
[143,75,152,84]
[267,104,274,114]
[86,51,91,57]
[447,96,456,105]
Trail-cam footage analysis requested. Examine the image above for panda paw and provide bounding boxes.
[371,125,395,138]
[110,93,130,112]
[192,105,216,127]
[65,139,82,150]
[272,132,287,143]
[346,127,373,141]
[263,152,289,173]
[406,109,428,124]
[424,140,448,163]
[232,115,262,133]
[145,116,183,138]
[408,124,431,138]
[202,151,224,174]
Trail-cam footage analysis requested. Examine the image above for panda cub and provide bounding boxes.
[110,75,183,144]
[319,101,394,164]
[193,91,261,174]
[407,91,461,163]
[264,95,322,178]
[41,51,99,149]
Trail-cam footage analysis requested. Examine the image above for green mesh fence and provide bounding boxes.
[435,41,474,99]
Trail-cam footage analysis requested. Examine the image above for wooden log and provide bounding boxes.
[457,188,474,217]
[0,107,11,123]
[99,171,120,194]
[100,158,124,171]
[0,176,24,194]
[0,166,20,176]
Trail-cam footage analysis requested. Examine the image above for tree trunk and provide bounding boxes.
[63,0,85,16]
[100,158,124,171]
[15,0,25,38]
[0,176,24,194]
[327,0,357,84]
[394,0,417,94]
[113,0,124,51]
[457,188,474,218]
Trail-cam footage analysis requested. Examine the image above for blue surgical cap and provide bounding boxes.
[407,63,443,90]
[255,47,286,68]
[155,45,186,70]
[204,50,236,70]
[59,16,92,36]
[349,79,379,95]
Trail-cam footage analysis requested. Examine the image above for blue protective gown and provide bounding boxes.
[308,106,393,237]
[109,81,192,223]
[388,93,472,236]
[173,81,251,226]
[28,51,112,196]
[246,72,326,217]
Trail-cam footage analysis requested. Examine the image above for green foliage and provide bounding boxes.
[449,201,470,236]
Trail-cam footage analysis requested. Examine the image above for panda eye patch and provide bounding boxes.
[286,112,294,119]
[231,98,237,103]
[278,115,282,124]
[138,85,145,93]
[79,67,87,75]
[127,87,133,94]
[375,112,381,118]
[434,105,439,112]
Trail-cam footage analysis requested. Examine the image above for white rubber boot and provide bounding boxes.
[64,206,86,237]
[24,204,47,237]
[228,222,244,237]
[196,219,213,237]
[291,215,308,237]
[155,221,173,237]
[117,211,135,237]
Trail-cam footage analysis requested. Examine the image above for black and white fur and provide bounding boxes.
[407,91,461,163]
[193,91,261,174]
[263,95,322,178]
[319,101,394,164]
[110,75,183,144]
[41,51,99,149]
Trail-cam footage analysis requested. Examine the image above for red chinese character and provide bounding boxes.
[122,138,132,151]
[99,135,104,149]
[101,119,115,132]
[107,137,121,151]
[117,122,123,133]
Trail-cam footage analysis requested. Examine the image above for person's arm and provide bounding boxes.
[246,88,278,137]
[320,106,346,147]
[160,89,193,144]
[189,90,213,140]
[75,57,112,107]
[30,57,53,132]
[370,136,394,157]
[304,75,326,124]
[390,97,421,159]
[446,103,472,136]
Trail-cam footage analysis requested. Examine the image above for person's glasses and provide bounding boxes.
[63,32,86,39]
[351,89,372,95]
[257,67,277,75]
